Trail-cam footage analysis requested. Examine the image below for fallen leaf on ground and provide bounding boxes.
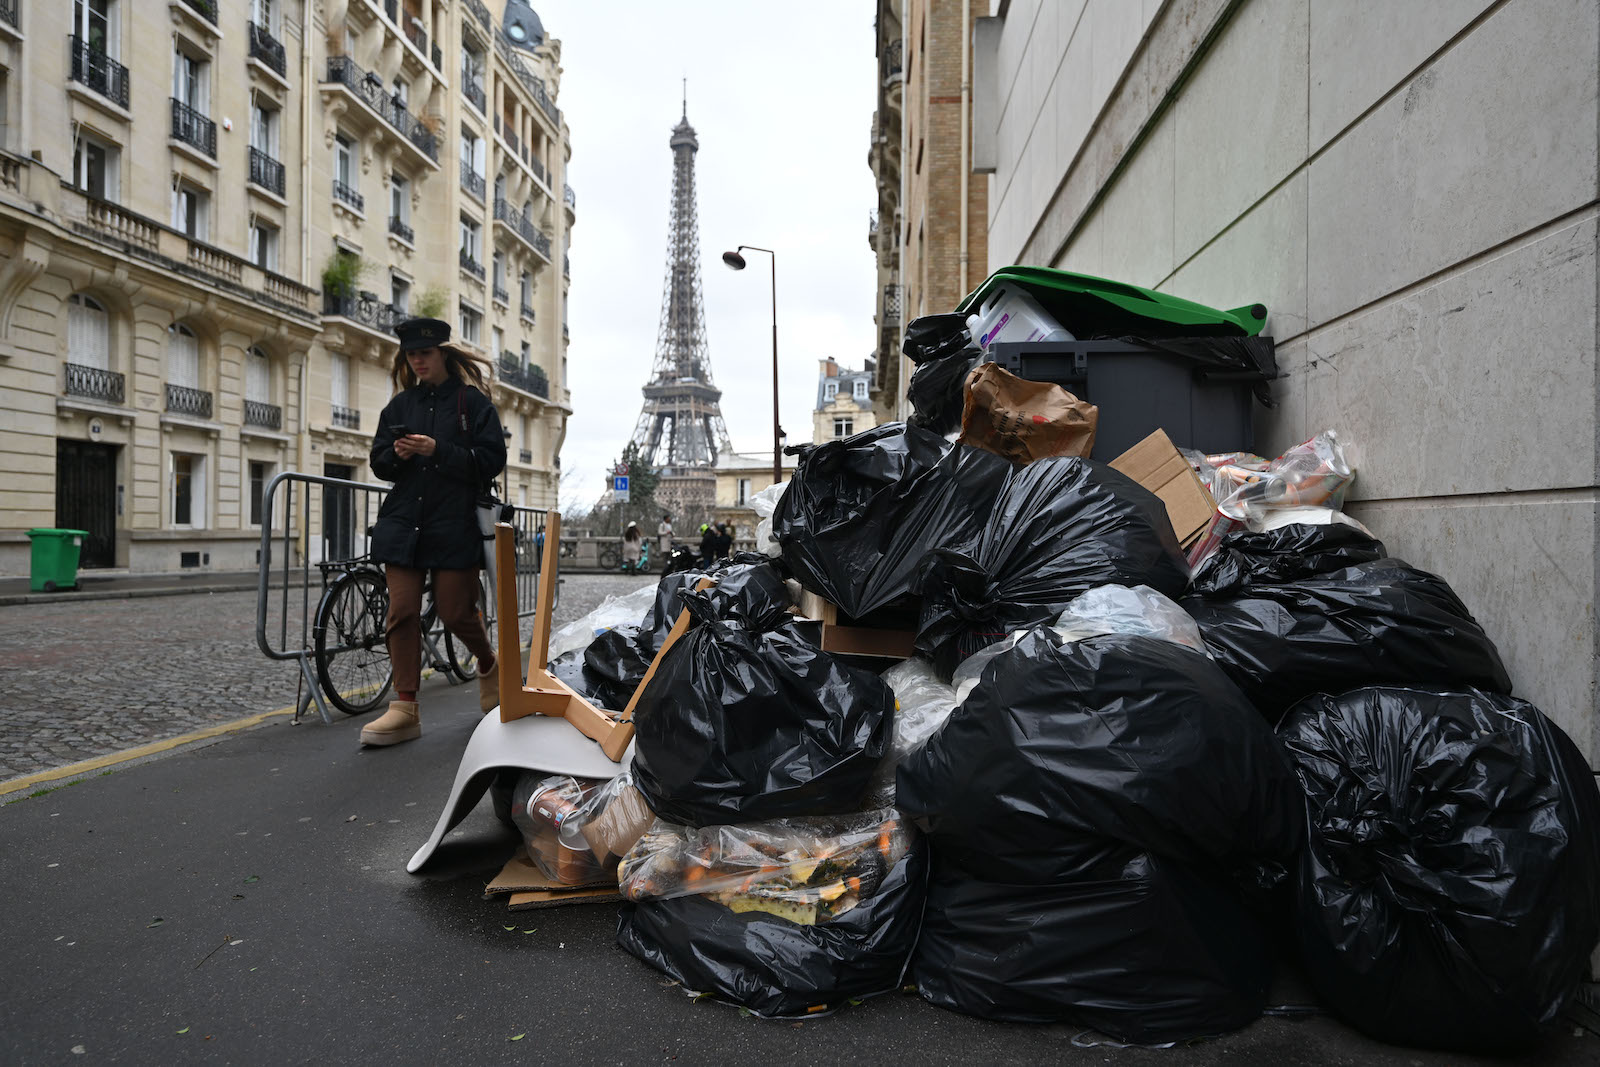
[508,1034,525,1042]
[147,918,164,928]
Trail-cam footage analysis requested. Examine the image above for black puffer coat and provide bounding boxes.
[369,375,506,570]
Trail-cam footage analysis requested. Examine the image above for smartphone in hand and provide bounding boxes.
[389,424,410,438]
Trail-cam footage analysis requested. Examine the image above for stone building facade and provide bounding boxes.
[974,0,1598,765]
[812,358,879,444]
[0,0,573,576]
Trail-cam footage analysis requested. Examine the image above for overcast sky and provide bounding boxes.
[538,1,882,511]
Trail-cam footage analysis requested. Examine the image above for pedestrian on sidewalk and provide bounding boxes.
[362,318,508,747]
[657,513,673,566]
[622,521,643,572]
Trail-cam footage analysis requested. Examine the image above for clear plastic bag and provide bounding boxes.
[863,659,959,807]
[618,810,910,924]
[510,772,645,885]
[748,481,788,559]
[1187,432,1356,566]
[546,582,658,661]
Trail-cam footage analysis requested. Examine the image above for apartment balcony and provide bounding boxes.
[464,0,492,31]
[882,38,903,85]
[460,161,485,201]
[562,254,569,278]
[170,98,217,159]
[248,22,287,78]
[882,283,903,328]
[432,43,443,70]
[492,284,509,306]
[405,21,428,56]
[69,37,130,110]
[494,35,560,127]
[463,80,486,114]
[498,356,548,399]
[388,216,414,243]
[519,301,535,324]
[529,154,545,185]
[504,126,521,156]
[519,449,533,464]
[563,184,576,210]
[249,147,286,197]
[64,364,125,405]
[243,399,282,430]
[527,225,552,262]
[322,291,400,337]
[332,178,364,213]
[459,250,485,280]
[321,56,439,167]
[0,0,18,33]
[180,0,217,25]
[331,405,361,431]
[166,383,214,419]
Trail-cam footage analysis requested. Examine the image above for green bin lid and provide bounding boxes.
[27,528,89,537]
[956,266,1268,338]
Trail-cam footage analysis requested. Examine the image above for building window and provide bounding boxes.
[249,461,271,526]
[833,417,853,438]
[75,0,116,58]
[853,379,868,400]
[171,182,209,239]
[391,76,409,111]
[334,133,356,203]
[329,352,351,424]
[519,271,532,306]
[824,381,837,400]
[167,323,199,389]
[171,452,206,528]
[251,0,280,33]
[737,478,751,506]
[519,340,530,368]
[491,251,505,291]
[250,103,278,156]
[462,41,485,90]
[248,221,278,271]
[173,47,209,113]
[390,274,411,314]
[459,215,481,260]
[67,294,110,371]
[459,128,483,177]
[72,135,117,201]
[491,326,503,361]
[390,174,409,224]
[459,302,481,344]
[245,346,271,404]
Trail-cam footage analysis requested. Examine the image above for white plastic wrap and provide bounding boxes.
[1254,505,1374,537]
[863,658,959,807]
[748,481,788,559]
[546,582,658,661]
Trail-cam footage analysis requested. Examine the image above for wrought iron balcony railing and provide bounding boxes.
[519,449,533,464]
[332,178,364,212]
[882,283,903,327]
[322,291,400,335]
[64,363,125,404]
[322,56,438,162]
[460,161,485,200]
[529,154,545,184]
[504,126,520,156]
[0,0,18,31]
[527,224,552,260]
[463,80,486,114]
[249,147,286,196]
[405,21,428,56]
[432,44,442,70]
[248,23,287,77]
[166,383,214,419]
[563,184,576,209]
[389,216,413,242]
[882,38,903,83]
[331,405,361,430]
[494,34,560,126]
[69,36,129,109]
[492,197,522,229]
[171,98,217,157]
[498,356,548,398]
[464,0,492,31]
[520,301,535,323]
[563,254,570,277]
[459,250,484,279]
[244,399,282,430]
[181,0,217,24]
[492,284,509,305]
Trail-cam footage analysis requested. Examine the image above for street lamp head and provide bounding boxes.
[721,250,747,271]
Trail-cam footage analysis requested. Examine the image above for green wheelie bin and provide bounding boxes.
[26,528,88,592]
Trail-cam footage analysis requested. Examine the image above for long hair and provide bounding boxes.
[390,342,493,394]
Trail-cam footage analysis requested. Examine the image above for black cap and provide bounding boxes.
[395,317,451,352]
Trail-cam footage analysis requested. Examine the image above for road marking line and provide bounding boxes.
[0,704,298,798]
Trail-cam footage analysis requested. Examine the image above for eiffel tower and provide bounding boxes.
[629,99,730,525]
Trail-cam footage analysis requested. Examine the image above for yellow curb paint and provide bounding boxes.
[0,704,298,798]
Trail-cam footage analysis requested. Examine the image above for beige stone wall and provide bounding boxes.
[0,0,574,574]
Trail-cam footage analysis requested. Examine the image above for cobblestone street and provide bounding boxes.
[0,573,655,782]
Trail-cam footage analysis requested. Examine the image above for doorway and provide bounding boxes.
[323,462,356,562]
[56,439,118,568]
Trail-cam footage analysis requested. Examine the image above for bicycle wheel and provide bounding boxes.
[313,570,393,715]
[598,543,622,570]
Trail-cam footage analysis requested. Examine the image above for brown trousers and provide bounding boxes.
[384,565,494,693]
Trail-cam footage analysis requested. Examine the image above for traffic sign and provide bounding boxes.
[613,474,630,501]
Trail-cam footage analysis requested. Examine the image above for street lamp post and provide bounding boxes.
[721,245,781,486]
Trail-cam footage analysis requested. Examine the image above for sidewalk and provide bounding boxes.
[1,667,1594,1064]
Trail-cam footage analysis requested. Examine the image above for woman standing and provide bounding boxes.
[622,521,643,572]
[362,318,507,747]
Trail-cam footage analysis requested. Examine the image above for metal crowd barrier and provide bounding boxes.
[254,470,550,724]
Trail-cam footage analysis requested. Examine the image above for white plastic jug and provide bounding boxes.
[965,286,1074,350]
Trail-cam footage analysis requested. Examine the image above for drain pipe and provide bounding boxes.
[959,0,971,295]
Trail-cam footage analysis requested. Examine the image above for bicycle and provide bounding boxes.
[311,558,493,716]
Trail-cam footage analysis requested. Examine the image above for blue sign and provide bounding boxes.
[613,475,629,493]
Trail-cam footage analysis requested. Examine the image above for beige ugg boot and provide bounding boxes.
[477,657,500,714]
[360,700,420,746]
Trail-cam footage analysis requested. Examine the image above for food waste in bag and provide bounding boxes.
[1279,686,1600,1053]
[509,773,647,886]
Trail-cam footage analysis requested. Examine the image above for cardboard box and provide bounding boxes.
[1109,430,1218,548]
[795,589,916,660]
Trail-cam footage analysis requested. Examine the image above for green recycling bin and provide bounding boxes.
[26,528,88,592]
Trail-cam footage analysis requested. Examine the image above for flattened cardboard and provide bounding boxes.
[1109,429,1218,548]
[486,849,617,896]
[506,886,621,911]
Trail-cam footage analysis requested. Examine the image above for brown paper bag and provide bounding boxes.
[958,362,1098,464]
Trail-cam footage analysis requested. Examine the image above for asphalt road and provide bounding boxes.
[0,574,656,783]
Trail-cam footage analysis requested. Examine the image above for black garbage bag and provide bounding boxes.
[631,590,895,825]
[896,628,1304,883]
[617,836,928,1018]
[1188,521,1387,593]
[771,423,1011,618]
[1279,686,1600,1053]
[913,848,1271,1041]
[903,314,982,436]
[913,457,1190,679]
[1182,526,1512,721]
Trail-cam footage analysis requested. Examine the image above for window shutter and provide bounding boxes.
[330,353,350,409]
[69,297,109,370]
[246,348,270,403]
[168,327,198,389]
